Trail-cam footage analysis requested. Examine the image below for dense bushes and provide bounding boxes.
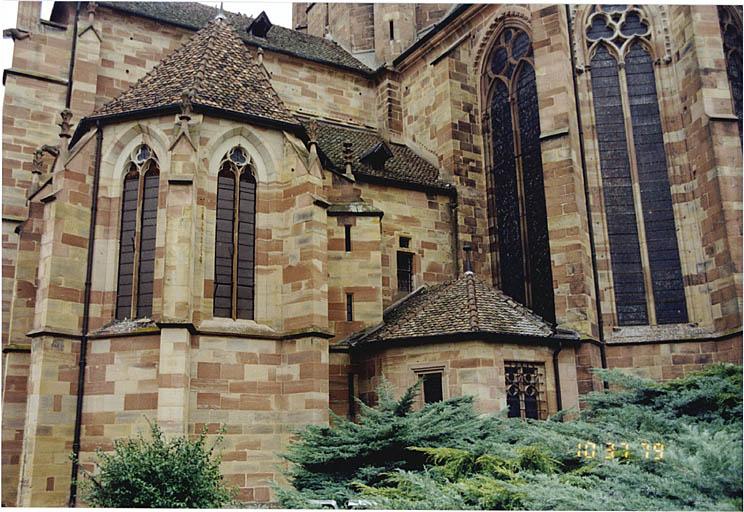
[278,364,743,510]
[80,421,236,508]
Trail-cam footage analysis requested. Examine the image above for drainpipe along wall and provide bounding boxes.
[68,124,102,506]
[565,5,609,386]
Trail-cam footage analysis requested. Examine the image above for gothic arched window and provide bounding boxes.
[485,27,555,323]
[718,6,742,139]
[585,5,687,325]
[213,146,256,320]
[116,145,159,319]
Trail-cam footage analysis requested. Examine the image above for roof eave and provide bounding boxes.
[70,103,302,146]
[352,172,457,196]
[349,330,565,351]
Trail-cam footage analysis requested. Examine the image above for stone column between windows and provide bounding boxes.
[156,328,191,435]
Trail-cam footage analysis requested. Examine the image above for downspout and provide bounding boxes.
[552,343,563,412]
[566,5,608,387]
[65,1,81,109]
[449,190,459,277]
[68,123,102,507]
[347,372,355,419]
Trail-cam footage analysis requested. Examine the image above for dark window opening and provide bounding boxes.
[115,146,159,320]
[397,251,413,293]
[213,146,256,320]
[345,224,352,252]
[346,293,353,321]
[389,20,394,40]
[485,28,555,323]
[718,6,742,140]
[589,42,687,325]
[422,372,443,404]
[505,361,546,420]
[504,361,548,420]
[399,236,410,248]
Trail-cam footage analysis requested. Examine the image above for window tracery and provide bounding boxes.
[484,27,555,323]
[213,146,256,320]
[116,144,160,320]
[718,6,742,138]
[584,5,687,325]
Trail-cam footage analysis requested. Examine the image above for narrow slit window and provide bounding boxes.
[346,293,353,321]
[213,146,256,320]
[389,20,394,40]
[115,145,159,320]
[397,251,413,293]
[344,224,352,252]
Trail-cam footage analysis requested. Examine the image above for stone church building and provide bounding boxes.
[1,1,741,506]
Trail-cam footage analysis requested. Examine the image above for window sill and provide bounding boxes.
[198,318,277,337]
[605,323,713,345]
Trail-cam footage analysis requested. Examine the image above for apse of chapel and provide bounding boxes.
[78,114,326,333]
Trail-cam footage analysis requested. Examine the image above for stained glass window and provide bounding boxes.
[115,145,159,320]
[718,6,743,139]
[585,6,687,325]
[485,28,555,322]
[213,146,256,320]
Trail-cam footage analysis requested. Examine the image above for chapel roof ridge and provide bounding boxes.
[345,270,562,348]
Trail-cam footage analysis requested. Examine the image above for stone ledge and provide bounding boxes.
[2,67,68,86]
[605,325,740,345]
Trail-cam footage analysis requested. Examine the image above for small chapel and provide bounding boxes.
[1,2,742,506]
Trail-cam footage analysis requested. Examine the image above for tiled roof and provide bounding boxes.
[346,272,555,347]
[308,120,452,190]
[90,17,297,126]
[99,2,373,73]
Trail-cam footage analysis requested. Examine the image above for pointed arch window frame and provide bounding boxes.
[213,146,257,321]
[480,23,556,323]
[580,5,689,326]
[115,144,160,320]
[718,5,743,139]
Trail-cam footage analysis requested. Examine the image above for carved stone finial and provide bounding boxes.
[256,46,264,66]
[463,243,473,274]
[32,148,44,175]
[342,140,354,176]
[58,109,73,139]
[215,2,226,20]
[306,120,318,145]
[180,90,194,120]
[87,1,97,21]
[305,120,319,156]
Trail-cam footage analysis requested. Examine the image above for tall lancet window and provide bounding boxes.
[116,145,160,319]
[585,5,687,325]
[718,6,742,139]
[213,146,256,320]
[484,27,555,323]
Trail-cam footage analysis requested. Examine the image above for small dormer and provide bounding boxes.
[248,11,272,38]
[359,141,393,171]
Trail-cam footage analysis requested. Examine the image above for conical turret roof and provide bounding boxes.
[88,17,297,127]
[345,272,567,347]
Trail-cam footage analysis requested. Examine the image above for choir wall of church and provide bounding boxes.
[1,2,741,507]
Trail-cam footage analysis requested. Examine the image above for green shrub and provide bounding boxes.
[80,420,236,508]
[279,364,743,510]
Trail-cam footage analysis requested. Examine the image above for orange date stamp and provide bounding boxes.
[576,441,665,461]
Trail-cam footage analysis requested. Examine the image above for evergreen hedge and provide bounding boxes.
[278,363,743,510]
